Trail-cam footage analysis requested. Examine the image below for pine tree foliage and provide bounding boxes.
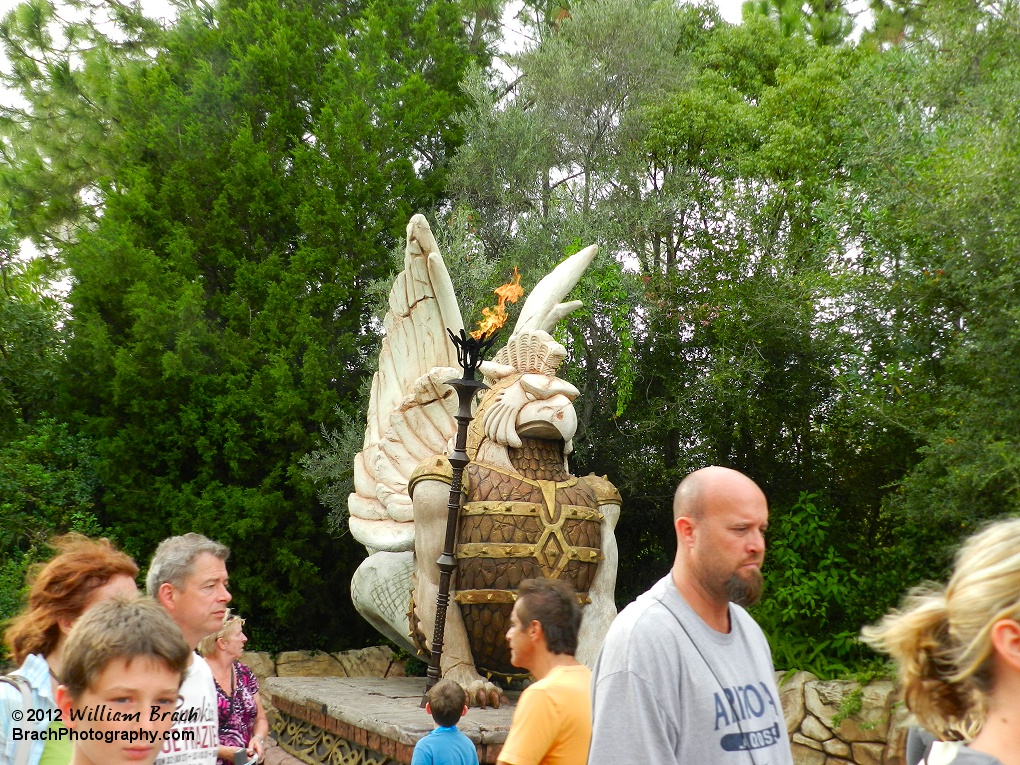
[742,0,854,45]
[0,0,162,249]
[30,0,485,648]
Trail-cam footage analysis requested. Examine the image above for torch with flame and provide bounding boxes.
[423,267,524,705]
[470,267,523,339]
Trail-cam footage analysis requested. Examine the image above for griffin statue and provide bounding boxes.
[349,214,621,706]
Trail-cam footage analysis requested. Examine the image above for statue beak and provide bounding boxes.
[517,395,578,443]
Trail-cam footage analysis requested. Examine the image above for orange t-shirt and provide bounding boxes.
[498,664,592,765]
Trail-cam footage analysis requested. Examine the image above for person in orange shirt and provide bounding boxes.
[497,579,591,765]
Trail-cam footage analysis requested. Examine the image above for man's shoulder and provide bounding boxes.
[190,653,213,675]
[178,656,216,709]
[604,577,681,645]
[593,580,686,683]
[517,664,590,713]
[537,663,590,687]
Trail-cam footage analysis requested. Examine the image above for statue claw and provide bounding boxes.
[444,665,506,709]
[473,687,507,709]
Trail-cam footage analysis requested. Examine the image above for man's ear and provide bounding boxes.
[528,620,543,643]
[675,516,696,549]
[461,705,469,716]
[990,618,1020,672]
[157,582,175,610]
[425,702,432,715]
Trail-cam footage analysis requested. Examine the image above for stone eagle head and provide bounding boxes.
[468,330,579,456]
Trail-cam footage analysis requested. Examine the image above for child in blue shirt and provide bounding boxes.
[412,679,479,765]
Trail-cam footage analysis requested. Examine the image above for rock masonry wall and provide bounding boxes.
[241,645,406,724]
[777,671,909,765]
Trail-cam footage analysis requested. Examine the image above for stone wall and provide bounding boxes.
[241,645,406,723]
[252,649,911,765]
[778,671,910,765]
[242,645,406,684]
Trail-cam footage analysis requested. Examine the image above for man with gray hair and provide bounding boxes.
[148,532,231,765]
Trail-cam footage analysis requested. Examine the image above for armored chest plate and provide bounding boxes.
[454,462,603,679]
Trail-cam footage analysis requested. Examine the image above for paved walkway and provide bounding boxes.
[262,738,305,765]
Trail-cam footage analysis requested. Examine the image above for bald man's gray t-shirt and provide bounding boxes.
[588,575,793,765]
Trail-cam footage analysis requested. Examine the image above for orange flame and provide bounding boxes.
[470,267,523,339]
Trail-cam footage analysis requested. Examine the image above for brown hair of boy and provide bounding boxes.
[427,678,468,728]
[60,598,190,698]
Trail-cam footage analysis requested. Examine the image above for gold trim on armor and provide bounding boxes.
[455,589,593,605]
[461,501,542,517]
[456,542,602,562]
[470,461,579,489]
[457,542,536,558]
[560,504,604,522]
[460,501,603,521]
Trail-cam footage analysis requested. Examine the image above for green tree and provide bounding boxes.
[863,0,928,46]
[1,252,59,436]
[845,0,1020,553]
[1,218,103,634]
[443,0,935,672]
[20,0,486,649]
[742,0,855,45]
[0,0,161,250]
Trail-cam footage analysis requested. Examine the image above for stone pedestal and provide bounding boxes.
[265,677,518,765]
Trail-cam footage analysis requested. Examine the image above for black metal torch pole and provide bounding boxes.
[422,330,496,705]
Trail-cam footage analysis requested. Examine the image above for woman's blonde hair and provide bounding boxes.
[196,611,245,658]
[861,518,1020,739]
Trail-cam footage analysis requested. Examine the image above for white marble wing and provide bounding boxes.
[348,215,464,553]
[480,244,599,379]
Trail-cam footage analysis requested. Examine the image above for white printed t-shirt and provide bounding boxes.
[154,652,219,765]
[589,575,793,765]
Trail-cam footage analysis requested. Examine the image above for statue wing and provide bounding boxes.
[349,215,464,552]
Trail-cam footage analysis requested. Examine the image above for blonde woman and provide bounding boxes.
[862,518,1020,765]
[197,613,269,764]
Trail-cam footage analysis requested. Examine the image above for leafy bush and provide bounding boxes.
[0,420,105,656]
[753,492,874,678]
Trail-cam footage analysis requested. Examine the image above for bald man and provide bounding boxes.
[587,466,793,765]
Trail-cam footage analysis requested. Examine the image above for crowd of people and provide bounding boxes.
[4,466,1019,765]
[414,467,1019,765]
[1,533,265,765]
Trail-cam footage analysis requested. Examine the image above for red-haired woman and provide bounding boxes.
[1,534,139,765]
